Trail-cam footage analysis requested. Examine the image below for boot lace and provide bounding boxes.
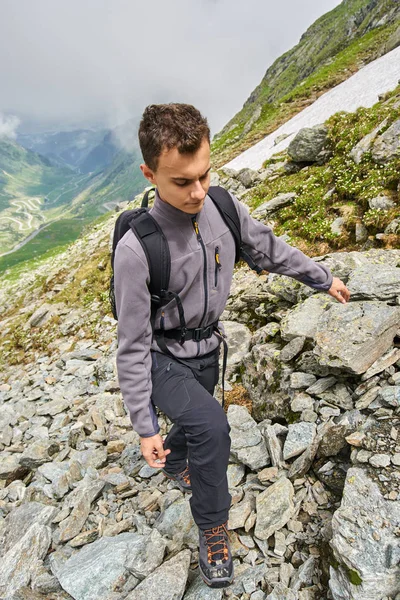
[177,464,191,485]
[203,521,231,565]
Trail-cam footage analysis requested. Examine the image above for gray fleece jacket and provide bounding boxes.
[114,188,333,438]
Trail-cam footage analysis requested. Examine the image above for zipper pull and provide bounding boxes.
[215,247,222,269]
[192,217,201,240]
[160,311,165,330]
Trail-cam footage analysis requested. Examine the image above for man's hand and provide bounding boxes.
[140,433,171,468]
[327,276,351,304]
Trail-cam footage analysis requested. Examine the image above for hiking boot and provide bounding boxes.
[161,464,192,493]
[198,520,234,588]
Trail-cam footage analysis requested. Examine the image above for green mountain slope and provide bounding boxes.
[212,0,400,166]
[0,137,90,254]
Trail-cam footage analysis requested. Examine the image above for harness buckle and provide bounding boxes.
[193,328,203,342]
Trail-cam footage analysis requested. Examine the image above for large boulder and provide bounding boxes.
[287,124,330,163]
[329,467,400,600]
[346,264,400,301]
[313,301,400,374]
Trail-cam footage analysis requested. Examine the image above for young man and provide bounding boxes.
[114,103,350,588]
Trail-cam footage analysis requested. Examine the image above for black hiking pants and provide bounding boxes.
[150,346,232,530]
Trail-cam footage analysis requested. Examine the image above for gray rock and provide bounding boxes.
[290,556,315,591]
[281,295,335,341]
[252,193,296,218]
[290,392,314,412]
[266,582,298,599]
[20,439,60,469]
[36,398,70,416]
[361,348,400,381]
[227,463,246,488]
[287,124,330,163]
[125,549,191,600]
[0,502,58,559]
[329,467,400,600]
[369,453,391,468]
[371,118,400,164]
[229,493,254,530]
[236,168,260,188]
[290,372,317,390]
[125,528,167,580]
[314,301,400,374]
[385,217,400,235]
[317,383,353,410]
[184,575,223,599]
[287,424,325,480]
[305,376,337,395]
[0,522,52,599]
[283,423,317,460]
[331,217,345,236]
[379,386,400,408]
[350,119,388,164]
[355,220,368,243]
[318,423,348,457]
[54,533,147,600]
[154,496,197,548]
[220,320,252,380]
[368,195,396,210]
[263,425,285,468]
[280,337,306,363]
[255,477,295,540]
[0,454,28,483]
[228,405,270,470]
[346,264,400,301]
[58,476,105,542]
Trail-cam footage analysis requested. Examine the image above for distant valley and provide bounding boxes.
[0,122,147,272]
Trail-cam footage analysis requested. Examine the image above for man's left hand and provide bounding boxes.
[327,276,351,304]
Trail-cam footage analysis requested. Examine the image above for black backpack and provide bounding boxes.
[109,185,262,329]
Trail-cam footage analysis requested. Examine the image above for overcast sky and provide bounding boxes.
[1,0,342,136]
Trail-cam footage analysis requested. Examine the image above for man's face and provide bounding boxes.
[140,137,211,214]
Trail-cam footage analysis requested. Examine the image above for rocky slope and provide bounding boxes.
[0,180,399,599]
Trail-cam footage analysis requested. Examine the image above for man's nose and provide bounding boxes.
[190,180,206,200]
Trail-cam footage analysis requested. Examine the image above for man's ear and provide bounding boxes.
[140,163,156,185]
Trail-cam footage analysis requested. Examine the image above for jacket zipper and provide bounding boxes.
[214,246,222,287]
[192,216,208,327]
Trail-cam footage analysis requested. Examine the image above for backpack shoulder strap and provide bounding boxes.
[207,186,242,262]
[111,208,147,272]
[128,210,171,306]
[207,185,263,274]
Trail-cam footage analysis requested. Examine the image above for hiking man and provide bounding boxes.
[113,103,351,588]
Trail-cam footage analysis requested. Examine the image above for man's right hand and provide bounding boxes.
[140,433,171,468]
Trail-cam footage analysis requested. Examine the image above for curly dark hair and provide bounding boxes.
[138,103,210,171]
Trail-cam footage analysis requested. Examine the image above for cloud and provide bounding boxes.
[0,114,21,139]
[0,0,342,134]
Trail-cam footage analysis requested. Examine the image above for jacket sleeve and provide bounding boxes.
[114,240,160,438]
[229,192,333,291]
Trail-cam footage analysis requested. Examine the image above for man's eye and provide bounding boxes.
[176,181,188,187]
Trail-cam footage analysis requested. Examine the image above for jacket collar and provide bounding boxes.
[152,188,200,223]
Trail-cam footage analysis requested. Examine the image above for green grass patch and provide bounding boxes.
[244,86,400,255]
